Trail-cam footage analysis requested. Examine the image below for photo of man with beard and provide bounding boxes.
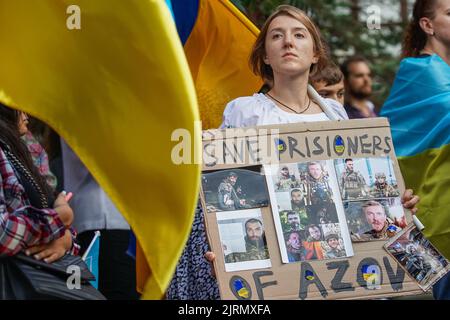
[351,200,402,241]
[341,56,377,119]
[225,218,270,263]
[285,231,305,262]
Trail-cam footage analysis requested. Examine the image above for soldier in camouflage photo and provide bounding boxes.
[340,158,369,200]
[370,172,400,198]
[225,218,270,263]
[351,200,402,241]
[275,165,301,191]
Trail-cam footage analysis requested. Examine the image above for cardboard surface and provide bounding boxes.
[200,118,424,300]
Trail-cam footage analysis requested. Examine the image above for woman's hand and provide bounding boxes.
[205,251,216,278]
[25,229,72,263]
[53,192,74,227]
[401,189,420,214]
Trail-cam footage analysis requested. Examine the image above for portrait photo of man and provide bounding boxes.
[324,234,346,259]
[289,188,309,227]
[285,231,304,262]
[275,165,300,191]
[351,200,402,241]
[224,218,270,263]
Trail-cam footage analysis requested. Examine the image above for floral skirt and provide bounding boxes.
[166,204,220,300]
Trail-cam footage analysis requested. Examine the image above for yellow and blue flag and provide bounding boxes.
[135,0,262,293]
[82,231,101,289]
[0,0,200,299]
[381,54,450,259]
[172,0,262,129]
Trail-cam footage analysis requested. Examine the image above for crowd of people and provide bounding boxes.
[1,0,448,300]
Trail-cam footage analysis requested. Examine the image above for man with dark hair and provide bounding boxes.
[310,61,345,105]
[324,234,346,258]
[225,218,269,263]
[290,189,309,227]
[285,231,304,262]
[340,56,377,119]
[276,166,300,191]
[340,158,368,200]
[217,171,246,210]
[304,162,333,205]
[303,162,337,225]
[285,210,301,232]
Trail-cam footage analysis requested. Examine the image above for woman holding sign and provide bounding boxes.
[169,4,420,300]
[220,6,418,213]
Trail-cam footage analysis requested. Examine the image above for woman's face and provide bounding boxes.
[17,111,29,136]
[264,15,318,79]
[432,0,450,49]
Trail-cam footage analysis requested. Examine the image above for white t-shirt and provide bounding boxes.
[220,86,348,129]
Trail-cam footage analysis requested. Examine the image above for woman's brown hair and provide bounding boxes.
[402,0,439,58]
[249,5,328,84]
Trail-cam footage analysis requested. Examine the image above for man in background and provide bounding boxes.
[340,56,377,119]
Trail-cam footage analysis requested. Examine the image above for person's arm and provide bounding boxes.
[0,151,68,256]
[0,197,66,256]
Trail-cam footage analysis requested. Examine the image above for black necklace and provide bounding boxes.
[266,92,312,114]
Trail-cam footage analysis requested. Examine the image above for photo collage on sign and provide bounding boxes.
[264,161,354,263]
[385,224,450,291]
[202,167,271,272]
[334,157,406,242]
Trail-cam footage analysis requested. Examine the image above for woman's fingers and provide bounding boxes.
[25,245,45,256]
[401,189,414,204]
[205,251,216,262]
[204,252,217,278]
[33,248,54,260]
[44,252,62,263]
[403,195,420,209]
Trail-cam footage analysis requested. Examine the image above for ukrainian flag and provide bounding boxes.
[381,54,450,259]
[171,0,262,129]
[136,0,262,294]
[0,0,200,299]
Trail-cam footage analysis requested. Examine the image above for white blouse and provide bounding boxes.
[220,85,348,129]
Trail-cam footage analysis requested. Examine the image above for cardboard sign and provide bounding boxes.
[200,118,424,300]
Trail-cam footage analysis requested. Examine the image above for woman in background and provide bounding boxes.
[381,0,450,300]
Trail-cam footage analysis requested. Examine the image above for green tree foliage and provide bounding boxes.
[232,0,411,109]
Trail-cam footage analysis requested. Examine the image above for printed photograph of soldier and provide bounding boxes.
[282,223,349,262]
[334,157,400,201]
[386,225,450,290]
[346,199,406,242]
[321,224,347,259]
[271,189,311,228]
[302,224,325,260]
[279,210,307,233]
[202,167,269,213]
[274,164,301,191]
[265,162,354,264]
[284,230,305,262]
[338,158,369,200]
[217,210,271,272]
[298,161,338,225]
[370,172,400,198]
